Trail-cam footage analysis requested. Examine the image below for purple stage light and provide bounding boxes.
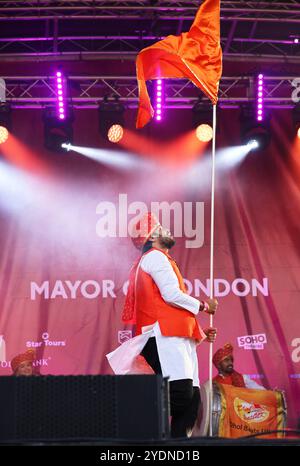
[155,79,164,122]
[55,70,67,121]
[256,74,264,122]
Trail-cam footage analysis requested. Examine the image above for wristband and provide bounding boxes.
[200,301,209,312]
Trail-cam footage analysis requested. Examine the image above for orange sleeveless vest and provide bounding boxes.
[135,249,204,341]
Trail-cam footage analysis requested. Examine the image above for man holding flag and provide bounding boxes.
[134,0,223,436]
[107,0,222,437]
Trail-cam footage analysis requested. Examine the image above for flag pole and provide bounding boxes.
[209,104,217,437]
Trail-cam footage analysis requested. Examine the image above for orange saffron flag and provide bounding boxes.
[136,0,223,128]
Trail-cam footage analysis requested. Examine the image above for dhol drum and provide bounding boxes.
[192,381,222,437]
[192,382,287,438]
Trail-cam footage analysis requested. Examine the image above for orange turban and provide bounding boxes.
[130,212,160,250]
[213,343,233,368]
[11,349,35,373]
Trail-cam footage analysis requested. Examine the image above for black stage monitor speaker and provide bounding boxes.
[0,375,170,442]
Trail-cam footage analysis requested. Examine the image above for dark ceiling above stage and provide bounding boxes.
[0,0,299,63]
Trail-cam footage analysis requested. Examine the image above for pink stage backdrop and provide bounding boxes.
[0,108,299,428]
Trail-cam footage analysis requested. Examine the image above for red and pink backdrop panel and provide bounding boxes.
[0,106,299,428]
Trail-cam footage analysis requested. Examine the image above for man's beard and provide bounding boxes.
[159,236,176,249]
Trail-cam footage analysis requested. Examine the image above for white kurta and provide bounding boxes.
[107,249,206,387]
[216,373,266,390]
[243,375,266,390]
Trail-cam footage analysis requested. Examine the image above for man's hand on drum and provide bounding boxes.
[204,327,217,343]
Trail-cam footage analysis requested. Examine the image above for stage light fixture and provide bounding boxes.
[107,124,124,143]
[55,70,67,121]
[0,126,9,144]
[240,104,271,151]
[196,124,213,142]
[257,74,264,122]
[98,97,125,142]
[155,79,164,122]
[247,139,259,150]
[61,142,72,151]
[0,103,11,143]
[192,100,217,141]
[144,79,165,124]
[43,107,74,153]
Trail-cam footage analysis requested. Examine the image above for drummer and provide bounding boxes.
[213,343,265,390]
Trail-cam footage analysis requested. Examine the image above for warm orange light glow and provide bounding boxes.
[196,124,213,142]
[0,126,9,144]
[107,124,124,143]
[164,130,208,165]
[120,129,207,167]
[0,134,49,174]
[297,127,300,139]
[120,129,162,159]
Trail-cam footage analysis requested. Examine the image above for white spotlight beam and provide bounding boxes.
[215,144,255,168]
[62,144,154,171]
[182,144,254,192]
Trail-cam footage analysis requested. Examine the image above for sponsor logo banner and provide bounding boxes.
[26,332,66,348]
[234,397,270,423]
[237,333,267,350]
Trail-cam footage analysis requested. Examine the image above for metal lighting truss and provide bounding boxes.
[0,1,299,62]
[0,74,298,109]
